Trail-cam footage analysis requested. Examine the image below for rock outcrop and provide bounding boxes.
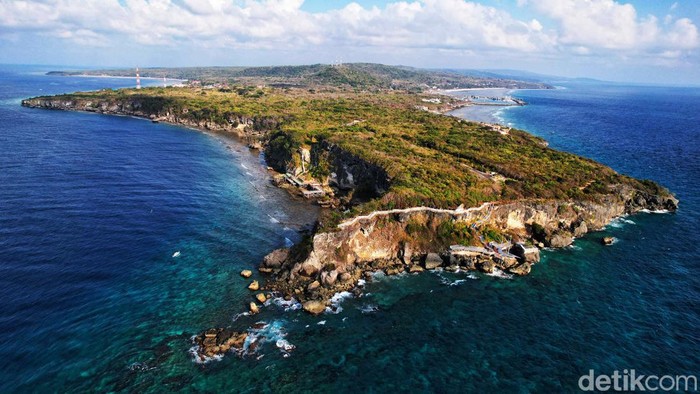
[265,188,677,309]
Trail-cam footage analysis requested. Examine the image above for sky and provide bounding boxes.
[1,0,699,84]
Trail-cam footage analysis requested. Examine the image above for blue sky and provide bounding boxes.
[1,0,699,84]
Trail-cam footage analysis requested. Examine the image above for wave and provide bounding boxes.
[271,296,302,312]
[359,304,379,314]
[486,268,513,280]
[244,320,295,358]
[325,291,353,314]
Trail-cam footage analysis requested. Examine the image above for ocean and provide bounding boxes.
[1,66,698,392]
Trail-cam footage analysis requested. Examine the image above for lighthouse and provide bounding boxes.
[136,67,141,89]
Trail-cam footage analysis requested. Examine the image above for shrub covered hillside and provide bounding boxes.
[30,86,670,222]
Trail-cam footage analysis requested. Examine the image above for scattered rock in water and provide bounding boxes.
[385,266,403,275]
[240,270,253,278]
[248,280,260,291]
[193,328,247,359]
[602,236,615,245]
[259,267,273,274]
[303,300,327,315]
[424,253,444,270]
[249,302,260,314]
[508,263,532,276]
[255,293,267,304]
[445,265,459,272]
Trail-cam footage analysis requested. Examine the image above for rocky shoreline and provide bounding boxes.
[21,94,679,361]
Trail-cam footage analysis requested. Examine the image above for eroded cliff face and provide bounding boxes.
[21,97,278,146]
[262,185,678,308]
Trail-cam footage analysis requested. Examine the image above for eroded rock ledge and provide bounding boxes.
[261,187,677,313]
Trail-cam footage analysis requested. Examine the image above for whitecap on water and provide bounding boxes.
[267,214,280,223]
[359,304,379,314]
[172,251,181,258]
[317,320,326,325]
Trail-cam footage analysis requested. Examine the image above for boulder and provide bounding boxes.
[321,270,339,287]
[385,266,403,275]
[259,267,273,274]
[409,265,424,273]
[445,265,459,272]
[302,300,327,315]
[249,302,260,314]
[547,232,573,248]
[399,243,413,264]
[248,280,260,291]
[263,248,288,268]
[424,253,444,270]
[240,270,253,278]
[307,280,321,292]
[339,272,353,282]
[300,262,319,277]
[255,293,267,303]
[602,236,615,245]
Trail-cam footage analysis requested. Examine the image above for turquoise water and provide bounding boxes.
[1,67,698,392]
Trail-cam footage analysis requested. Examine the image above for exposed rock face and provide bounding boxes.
[313,141,391,198]
[424,253,444,270]
[262,248,288,270]
[267,189,678,308]
[21,97,277,146]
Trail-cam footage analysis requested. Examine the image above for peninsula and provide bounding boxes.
[22,63,678,360]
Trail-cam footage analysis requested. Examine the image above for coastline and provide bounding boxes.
[20,92,679,363]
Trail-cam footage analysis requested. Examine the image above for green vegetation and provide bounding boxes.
[47,63,552,91]
[32,83,664,228]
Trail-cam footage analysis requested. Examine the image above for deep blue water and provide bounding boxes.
[1,67,698,392]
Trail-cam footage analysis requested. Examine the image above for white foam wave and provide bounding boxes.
[267,214,280,223]
[359,304,379,314]
[172,251,181,258]
[271,297,302,312]
[486,268,513,280]
[245,320,295,357]
[241,163,249,169]
[326,291,353,314]
[317,320,326,325]
[640,209,670,214]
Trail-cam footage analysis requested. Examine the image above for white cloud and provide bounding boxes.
[0,0,696,64]
[528,0,698,56]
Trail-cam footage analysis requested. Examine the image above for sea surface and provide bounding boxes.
[1,66,698,392]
